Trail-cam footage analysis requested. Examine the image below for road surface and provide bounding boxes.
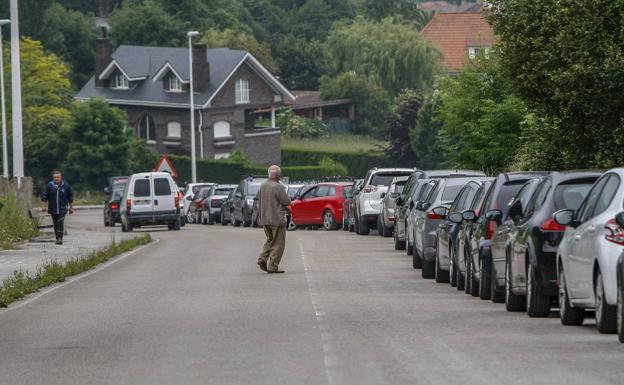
[0,210,622,385]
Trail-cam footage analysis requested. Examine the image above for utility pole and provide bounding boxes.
[187,31,199,183]
[0,20,10,178]
[10,0,24,179]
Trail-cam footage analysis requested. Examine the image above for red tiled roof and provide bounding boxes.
[421,12,495,72]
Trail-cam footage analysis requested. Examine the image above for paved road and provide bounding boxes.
[0,210,622,385]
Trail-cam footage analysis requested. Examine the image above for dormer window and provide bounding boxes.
[112,73,129,89]
[235,78,250,104]
[168,75,183,92]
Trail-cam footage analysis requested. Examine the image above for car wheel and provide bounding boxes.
[208,213,215,225]
[406,229,413,255]
[464,257,472,294]
[435,250,450,283]
[104,214,110,227]
[527,264,551,317]
[221,211,228,226]
[342,217,348,231]
[377,216,384,236]
[617,275,624,343]
[490,263,505,303]
[595,269,617,333]
[288,216,298,231]
[479,257,491,300]
[450,247,457,288]
[505,258,526,311]
[186,211,195,224]
[323,210,339,230]
[412,239,422,269]
[422,257,435,279]
[559,267,585,326]
[469,253,479,297]
[394,229,406,250]
[456,262,465,291]
[358,216,370,235]
[121,221,127,232]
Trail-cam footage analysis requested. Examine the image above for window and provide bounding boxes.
[315,186,331,197]
[469,46,490,60]
[138,115,156,141]
[214,152,231,160]
[592,175,620,217]
[168,75,183,92]
[154,178,172,196]
[302,187,317,199]
[577,176,609,223]
[112,73,129,89]
[213,121,231,139]
[235,78,250,104]
[167,121,181,139]
[328,186,337,197]
[133,179,150,197]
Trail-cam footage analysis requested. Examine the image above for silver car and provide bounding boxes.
[378,176,409,237]
[555,168,624,334]
[201,184,237,225]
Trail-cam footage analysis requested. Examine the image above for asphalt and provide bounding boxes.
[0,210,622,385]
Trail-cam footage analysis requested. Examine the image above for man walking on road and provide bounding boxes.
[41,170,74,245]
[257,165,291,274]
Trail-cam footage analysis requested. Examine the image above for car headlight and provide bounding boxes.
[247,198,254,206]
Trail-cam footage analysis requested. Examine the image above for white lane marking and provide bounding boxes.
[300,243,336,385]
[0,239,159,315]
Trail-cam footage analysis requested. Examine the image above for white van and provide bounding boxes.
[120,172,181,231]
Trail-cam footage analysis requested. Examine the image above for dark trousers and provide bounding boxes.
[51,214,66,240]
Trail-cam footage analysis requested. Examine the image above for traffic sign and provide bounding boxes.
[154,155,178,179]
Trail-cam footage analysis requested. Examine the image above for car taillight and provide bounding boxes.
[428,212,444,220]
[211,198,221,208]
[605,218,624,246]
[174,195,180,209]
[540,218,566,232]
[486,220,496,239]
[389,216,395,222]
[110,202,119,210]
[126,199,132,212]
[363,185,378,193]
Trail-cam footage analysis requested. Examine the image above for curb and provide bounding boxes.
[73,205,104,210]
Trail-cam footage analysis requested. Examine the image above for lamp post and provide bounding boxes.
[0,19,10,179]
[10,0,23,180]
[187,31,199,183]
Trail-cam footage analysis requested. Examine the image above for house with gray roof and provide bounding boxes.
[76,38,295,165]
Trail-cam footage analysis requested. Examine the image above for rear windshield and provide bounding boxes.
[370,174,403,187]
[215,188,233,195]
[554,182,594,210]
[343,186,353,196]
[441,184,464,202]
[247,184,261,195]
[192,184,211,194]
[496,181,527,214]
[154,178,171,196]
[134,179,150,197]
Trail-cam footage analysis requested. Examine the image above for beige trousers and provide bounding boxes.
[258,226,286,271]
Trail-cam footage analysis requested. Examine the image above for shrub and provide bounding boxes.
[0,194,38,249]
[278,109,329,139]
[281,148,385,177]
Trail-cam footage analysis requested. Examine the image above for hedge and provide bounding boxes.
[169,155,339,184]
[281,147,386,178]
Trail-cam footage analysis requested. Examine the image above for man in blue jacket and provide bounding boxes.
[41,170,74,245]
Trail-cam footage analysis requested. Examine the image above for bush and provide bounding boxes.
[281,148,385,177]
[278,109,329,139]
[0,194,38,249]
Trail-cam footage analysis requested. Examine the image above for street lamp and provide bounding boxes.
[0,19,10,179]
[187,31,199,183]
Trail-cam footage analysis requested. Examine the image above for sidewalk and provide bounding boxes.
[0,210,141,282]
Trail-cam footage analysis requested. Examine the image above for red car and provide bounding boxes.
[289,182,353,230]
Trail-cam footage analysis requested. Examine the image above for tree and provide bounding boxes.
[358,0,435,29]
[385,89,422,167]
[36,3,98,87]
[437,57,525,173]
[201,28,277,72]
[63,99,133,189]
[411,93,445,169]
[326,16,440,95]
[319,72,391,136]
[273,35,330,90]
[109,0,187,47]
[289,0,355,40]
[487,0,624,169]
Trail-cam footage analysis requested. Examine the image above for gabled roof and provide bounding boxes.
[76,45,295,109]
[421,11,495,72]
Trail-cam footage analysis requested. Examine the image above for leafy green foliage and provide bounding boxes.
[318,157,348,177]
[281,146,385,177]
[274,35,330,90]
[278,109,329,139]
[0,194,38,250]
[289,0,355,40]
[201,28,277,72]
[357,0,435,29]
[385,89,422,167]
[410,93,445,170]
[437,57,525,173]
[319,72,391,136]
[326,16,440,95]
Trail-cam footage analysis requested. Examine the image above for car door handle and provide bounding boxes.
[573,235,581,241]
[154,200,159,206]
[587,226,596,234]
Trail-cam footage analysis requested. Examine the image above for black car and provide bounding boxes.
[505,171,600,316]
[220,189,236,225]
[232,176,267,227]
[103,178,127,227]
[462,172,548,301]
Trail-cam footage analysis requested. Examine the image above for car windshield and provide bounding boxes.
[111,183,126,200]
[247,184,261,195]
[370,174,401,187]
[441,184,464,202]
[554,182,594,210]
[192,184,212,194]
[215,188,233,195]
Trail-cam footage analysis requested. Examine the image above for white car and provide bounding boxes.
[554,168,624,333]
[120,172,182,232]
[181,182,215,217]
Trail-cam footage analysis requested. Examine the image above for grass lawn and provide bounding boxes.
[282,134,387,153]
[73,190,107,206]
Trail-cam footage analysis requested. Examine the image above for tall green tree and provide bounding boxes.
[357,0,435,29]
[289,0,355,40]
[385,89,422,167]
[326,16,440,95]
[201,28,277,72]
[274,35,330,90]
[488,0,624,169]
[411,93,445,170]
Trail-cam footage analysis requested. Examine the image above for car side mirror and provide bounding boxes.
[448,212,463,223]
[396,196,404,206]
[432,206,448,219]
[462,210,477,222]
[553,209,575,227]
[616,212,624,227]
[485,209,503,224]
[380,192,386,199]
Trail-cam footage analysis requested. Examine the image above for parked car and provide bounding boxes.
[378,176,408,237]
[220,189,236,225]
[232,176,267,227]
[462,172,548,301]
[201,184,237,225]
[554,168,624,333]
[435,178,493,284]
[104,176,128,197]
[344,179,364,232]
[355,168,415,235]
[617,250,624,342]
[394,170,486,251]
[503,171,600,316]
[411,177,486,278]
[186,186,213,224]
[289,182,353,230]
[119,172,181,232]
[251,191,261,227]
[103,178,127,227]
[182,182,214,218]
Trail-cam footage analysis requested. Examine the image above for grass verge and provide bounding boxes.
[73,190,107,206]
[282,134,387,153]
[0,194,39,250]
[0,234,151,307]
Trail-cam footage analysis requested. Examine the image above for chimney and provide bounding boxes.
[192,43,210,92]
[95,28,112,88]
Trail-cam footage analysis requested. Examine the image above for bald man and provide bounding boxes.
[257,165,291,274]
